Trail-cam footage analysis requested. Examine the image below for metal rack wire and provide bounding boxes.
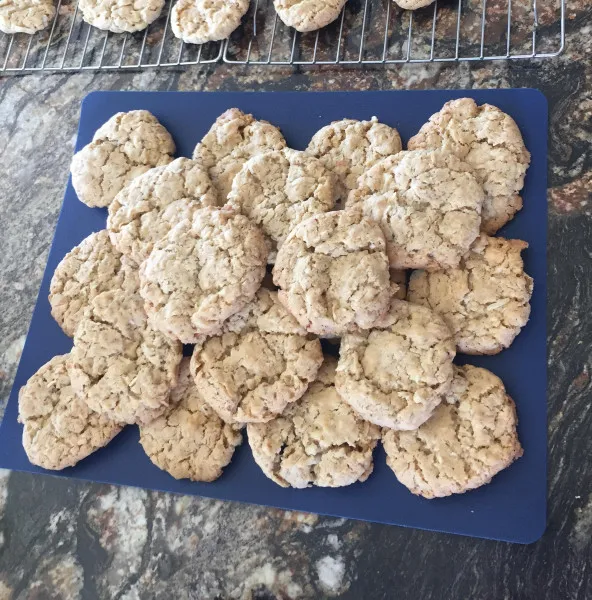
[0,0,565,73]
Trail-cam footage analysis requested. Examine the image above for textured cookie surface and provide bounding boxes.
[49,230,136,337]
[408,233,533,355]
[171,0,249,44]
[71,110,175,208]
[336,299,455,430]
[393,0,434,9]
[190,289,323,424]
[408,98,530,234]
[247,357,381,488]
[78,0,165,32]
[193,108,286,200]
[273,0,346,32]
[382,365,523,498]
[306,117,402,200]
[273,210,392,337]
[18,354,122,470]
[0,0,55,34]
[107,157,218,265]
[69,271,183,425]
[227,148,337,262]
[140,358,242,481]
[346,149,484,270]
[140,207,268,343]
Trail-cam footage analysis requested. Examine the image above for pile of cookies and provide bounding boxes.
[18,98,533,499]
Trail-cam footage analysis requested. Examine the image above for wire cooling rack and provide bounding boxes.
[0,0,565,73]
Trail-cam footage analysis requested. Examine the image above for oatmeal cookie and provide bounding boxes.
[408,98,530,234]
[0,0,55,34]
[274,0,346,32]
[382,365,523,498]
[78,0,165,32]
[407,233,533,355]
[336,299,455,430]
[18,353,122,470]
[346,149,484,270]
[247,357,381,488]
[190,288,323,424]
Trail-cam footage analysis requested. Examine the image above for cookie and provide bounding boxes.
[49,230,135,337]
[336,299,455,430]
[272,210,392,337]
[393,0,434,9]
[247,357,381,488]
[140,206,268,343]
[193,108,286,200]
[190,288,323,424]
[408,98,531,234]
[71,110,175,208]
[18,353,122,470]
[68,270,183,425]
[346,149,484,270]
[273,0,346,32]
[382,365,523,498]
[227,148,338,263]
[107,157,218,266]
[171,0,249,44]
[306,117,402,201]
[407,233,533,355]
[78,0,165,32]
[0,0,55,34]
[139,358,242,481]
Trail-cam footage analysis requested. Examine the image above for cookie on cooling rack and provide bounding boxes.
[18,353,122,470]
[407,233,533,355]
[0,0,55,34]
[193,108,286,200]
[171,0,250,45]
[408,97,531,234]
[139,358,243,482]
[248,357,381,488]
[71,110,175,208]
[274,0,347,33]
[78,0,165,33]
[382,365,523,499]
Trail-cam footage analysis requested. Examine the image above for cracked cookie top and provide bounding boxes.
[171,0,249,45]
[407,233,533,355]
[190,288,324,424]
[273,0,347,32]
[0,0,55,34]
[107,157,219,266]
[49,230,137,337]
[78,0,165,33]
[71,110,175,208]
[247,357,381,488]
[139,358,243,481]
[18,353,122,470]
[382,364,523,498]
[193,108,286,200]
[68,269,183,426]
[140,206,268,343]
[336,299,456,430]
[227,148,338,263]
[346,149,484,271]
[272,210,392,337]
[408,98,530,234]
[306,117,402,201]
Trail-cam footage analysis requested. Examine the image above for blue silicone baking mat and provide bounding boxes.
[0,90,547,543]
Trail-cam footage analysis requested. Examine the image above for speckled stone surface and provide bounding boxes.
[0,4,591,597]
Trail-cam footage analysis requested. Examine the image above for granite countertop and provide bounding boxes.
[0,1,591,597]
